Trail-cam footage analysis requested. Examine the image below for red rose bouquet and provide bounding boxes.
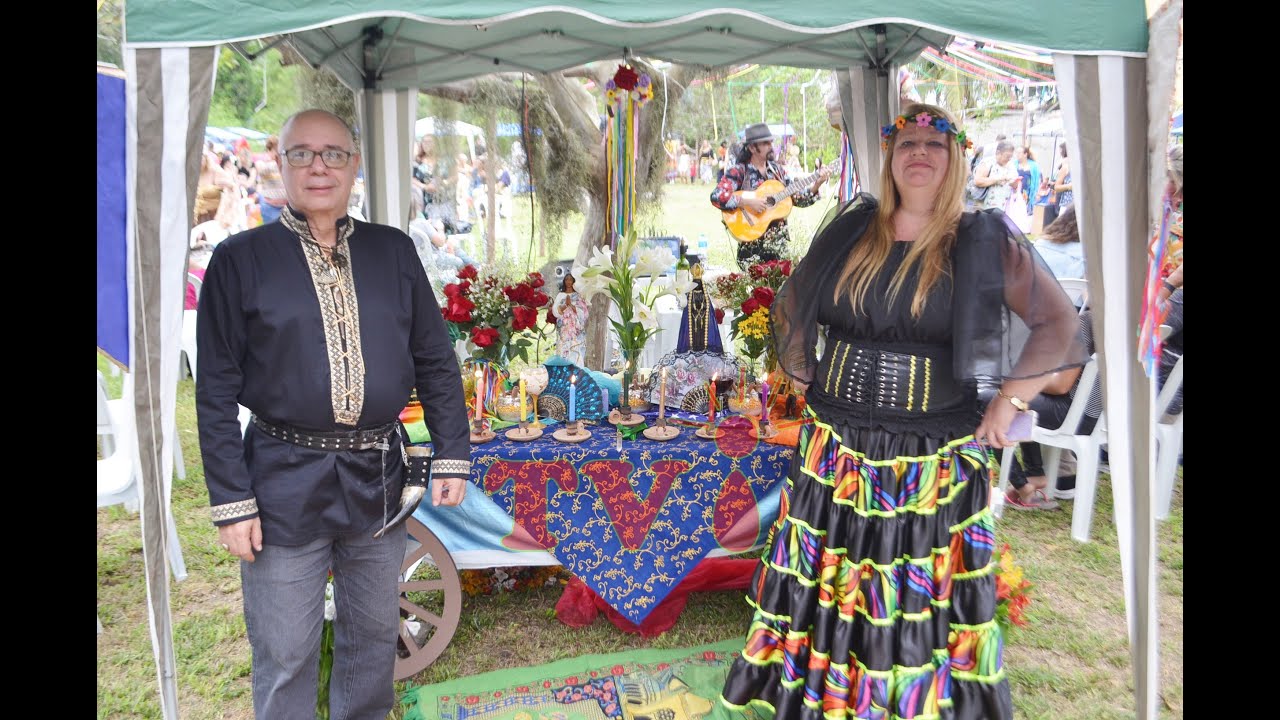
[442,265,550,366]
[710,260,792,373]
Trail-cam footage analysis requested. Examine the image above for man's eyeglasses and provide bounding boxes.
[283,148,356,169]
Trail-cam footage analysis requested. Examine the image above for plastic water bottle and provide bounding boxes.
[697,232,708,259]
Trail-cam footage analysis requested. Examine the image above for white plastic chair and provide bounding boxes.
[1155,353,1184,519]
[1057,277,1089,313]
[180,272,201,381]
[996,354,1109,542]
[97,372,188,581]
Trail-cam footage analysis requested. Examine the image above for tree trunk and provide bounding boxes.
[484,114,498,263]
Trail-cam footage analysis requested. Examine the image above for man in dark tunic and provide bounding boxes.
[196,109,471,720]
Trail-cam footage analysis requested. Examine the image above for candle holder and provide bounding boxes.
[694,421,724,440]
[505,420,543,442]
[642,415,680,441]
[749,417,779,440]
[608,408,646,427]
[470,417,496,444]
[552,419,592,443]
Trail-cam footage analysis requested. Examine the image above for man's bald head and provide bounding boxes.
[279,109,358,150]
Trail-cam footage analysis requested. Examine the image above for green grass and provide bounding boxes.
[97,184,1182,718]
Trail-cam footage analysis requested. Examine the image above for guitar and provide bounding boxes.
[721,160,839,243]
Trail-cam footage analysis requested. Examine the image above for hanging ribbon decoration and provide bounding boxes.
[1137,195,1173,377]
[603,64,654,250]
[837,131,858,202]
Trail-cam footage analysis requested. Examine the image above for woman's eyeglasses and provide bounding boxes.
[283,148,355,168]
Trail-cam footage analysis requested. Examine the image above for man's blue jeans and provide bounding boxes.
[240,531,407,720]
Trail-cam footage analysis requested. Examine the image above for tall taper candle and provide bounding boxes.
[474,367,484,419]
[519,377,527,422]
[658,367,667,420]
[708,372,718,425]
[568,373,577,422]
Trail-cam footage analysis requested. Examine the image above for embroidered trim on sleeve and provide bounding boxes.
[210,498,259,523]
[431,458,471,477]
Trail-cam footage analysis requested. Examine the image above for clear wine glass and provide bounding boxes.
[521,367,549,429]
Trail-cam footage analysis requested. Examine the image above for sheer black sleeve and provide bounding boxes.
[771,193,879,385]
[951,209,1090,387]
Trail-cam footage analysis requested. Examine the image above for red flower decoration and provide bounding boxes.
[457,265,478,280]
[516,686,530,693]
[529,290,550,308]
[471,326,500,347]
[566,676,580,685]
[741,298,760,316]
[715,308,725,324]
[543,681,552,689]
[752,286,776,308]
[511,305,539,332]
[780,260,793,276]
[611,664,625,675]
[465,695,480,705]
[703,651,718,660]
[613,65,640,91]
[528,271,545,288]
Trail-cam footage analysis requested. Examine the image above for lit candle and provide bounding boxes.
[519,377,527,422]
[474,367,484,419]
[658,368,667,420]
[708,372,718,425]
[568,373,577,422]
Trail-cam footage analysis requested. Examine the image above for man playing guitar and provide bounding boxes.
[710,122,829,268]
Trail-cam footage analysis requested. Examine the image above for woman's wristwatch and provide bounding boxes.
[997,389,1029,411]
[1161,279,1177,295]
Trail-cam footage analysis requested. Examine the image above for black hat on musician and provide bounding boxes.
[743,123,774,145]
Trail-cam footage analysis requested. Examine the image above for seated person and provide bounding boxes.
[409,217,474,272]
[1005,309,1100,510]
[1033,204,1085,281]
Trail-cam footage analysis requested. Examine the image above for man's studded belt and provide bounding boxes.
[250,415,397,451]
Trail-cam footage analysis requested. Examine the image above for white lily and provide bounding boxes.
[587,245,615,274]
[634,301,659,331]
[633,246,674,278]
[574,268,612,300]
[672,270,695,297]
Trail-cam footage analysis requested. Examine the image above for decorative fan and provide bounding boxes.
[538,393,567,422]
[644,350,743,411]
[681,385,710,414]
[542,362,608,421]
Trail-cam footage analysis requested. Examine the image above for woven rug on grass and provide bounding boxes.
[400,638,765,720]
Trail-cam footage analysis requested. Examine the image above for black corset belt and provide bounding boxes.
[251,415,398,452]
[815,339,963,412]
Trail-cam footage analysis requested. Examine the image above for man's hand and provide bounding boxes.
[741,197,769,215]
[218,518,263,562]
[432,476,467,507]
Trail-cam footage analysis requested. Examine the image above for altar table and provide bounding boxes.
[412,413,793,624]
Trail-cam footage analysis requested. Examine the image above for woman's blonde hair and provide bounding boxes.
[833,102,968,317]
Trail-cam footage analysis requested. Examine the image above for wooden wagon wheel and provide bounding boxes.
[394,517,463,681]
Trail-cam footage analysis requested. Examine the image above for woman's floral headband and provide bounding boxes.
[880,111,972,151]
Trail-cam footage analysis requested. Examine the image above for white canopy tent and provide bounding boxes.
[116,1,1181,717]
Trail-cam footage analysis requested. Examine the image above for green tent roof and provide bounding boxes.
[125,1,1147,90]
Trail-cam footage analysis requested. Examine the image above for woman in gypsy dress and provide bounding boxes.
[720,103,1088,720]
[552,273,591,366]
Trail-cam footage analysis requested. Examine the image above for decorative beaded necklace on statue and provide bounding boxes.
[686,274,710,351]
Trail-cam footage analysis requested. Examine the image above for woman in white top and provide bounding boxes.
[975,140,1020,211]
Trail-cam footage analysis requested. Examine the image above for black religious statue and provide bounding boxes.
[676,263,724,354]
